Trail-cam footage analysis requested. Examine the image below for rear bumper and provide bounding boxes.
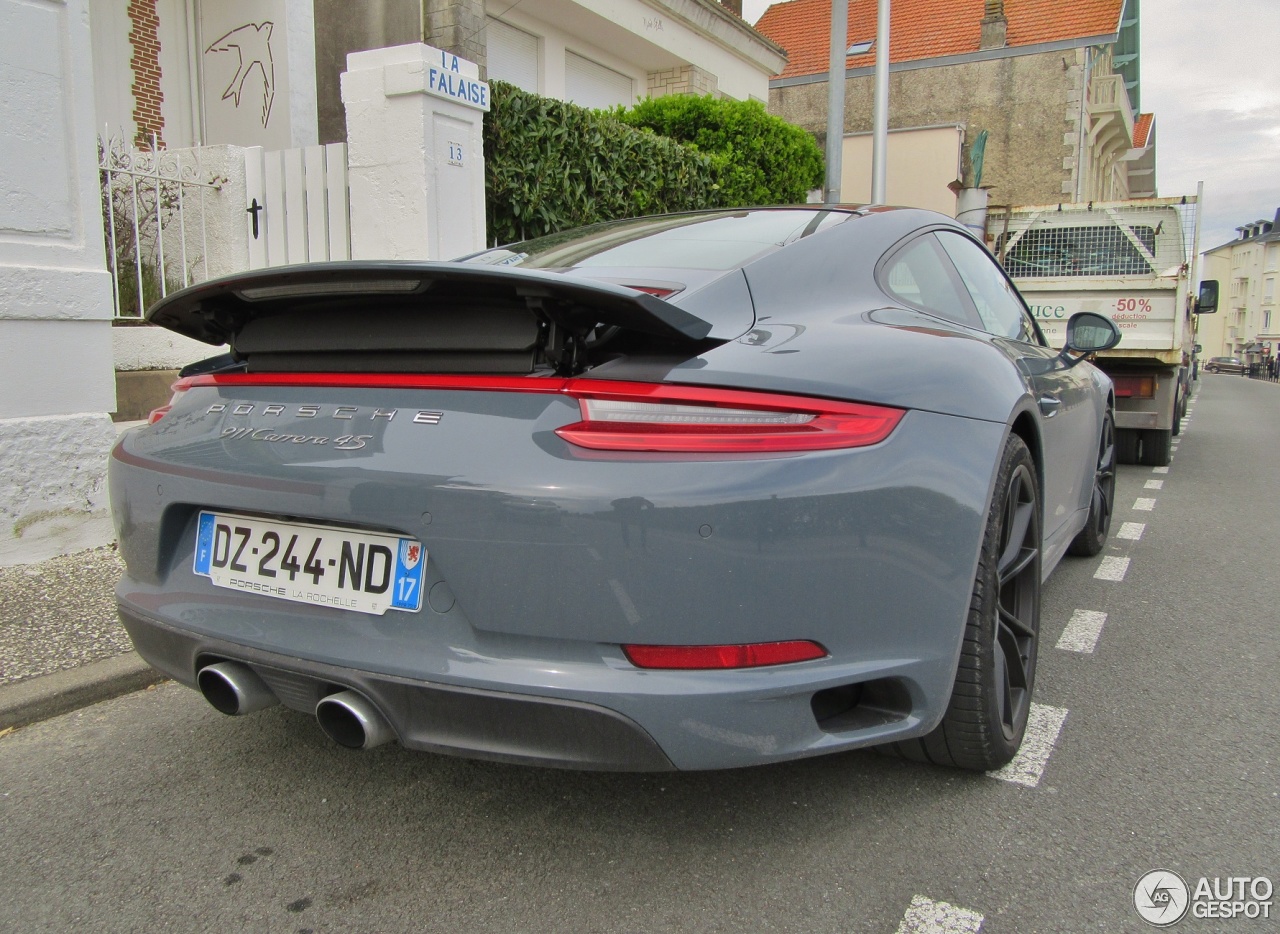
[122,605,676,771]
[121,601,945,771]
[112,404,1007,770]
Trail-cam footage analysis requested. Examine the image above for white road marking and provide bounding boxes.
[1095,556,1130,581]
[1134,498,1156,511]
[1153,466,1170,474]
[1144,479,1164,490]
[896,895,985,934]
[1117,522,1145,541]
[987,703,1068,788]
[1056,610,1108,653]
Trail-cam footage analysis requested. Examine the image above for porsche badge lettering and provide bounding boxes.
[207,403,444,424]
[209,403,443,449]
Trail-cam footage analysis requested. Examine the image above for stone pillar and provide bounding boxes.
[341,43,490,260]
[0,0,118,565]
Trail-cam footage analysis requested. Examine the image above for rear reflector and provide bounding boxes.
[1111,375,1156,399]
[623,641,828,670]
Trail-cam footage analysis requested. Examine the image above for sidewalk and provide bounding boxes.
[0,544,165,730]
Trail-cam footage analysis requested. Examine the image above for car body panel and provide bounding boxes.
[110,206,1116,770]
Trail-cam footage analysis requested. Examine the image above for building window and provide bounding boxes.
[565,51,633,110]
[487,18,539,94]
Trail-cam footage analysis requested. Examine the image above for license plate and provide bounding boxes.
[193,512,425,615]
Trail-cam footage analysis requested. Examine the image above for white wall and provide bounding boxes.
[1,0,118,565]
[198,0,316,148]
[489,0,781,104]
[841,126,964,215]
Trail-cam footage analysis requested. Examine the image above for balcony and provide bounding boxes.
[1087,74,1136,157]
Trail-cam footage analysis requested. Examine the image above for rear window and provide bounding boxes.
[464,210,855,272]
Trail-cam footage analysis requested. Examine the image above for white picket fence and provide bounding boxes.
[244,143,351,269]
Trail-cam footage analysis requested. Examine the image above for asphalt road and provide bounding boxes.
[1,374,1276,933]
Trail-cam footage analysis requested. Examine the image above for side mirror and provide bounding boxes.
[1196,280,1219,314]
[1062,312,1122,363]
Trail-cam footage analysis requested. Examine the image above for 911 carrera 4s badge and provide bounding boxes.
[193,512,426,615]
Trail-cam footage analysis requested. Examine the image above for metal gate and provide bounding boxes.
[99,134,226,318]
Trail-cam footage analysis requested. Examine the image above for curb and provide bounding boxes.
[0,653,168,731]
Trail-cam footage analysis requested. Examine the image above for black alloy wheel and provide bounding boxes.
[1068,411,1116,557]
[885,435,1042,770]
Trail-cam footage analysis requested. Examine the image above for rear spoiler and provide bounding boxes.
[146,261,716,347]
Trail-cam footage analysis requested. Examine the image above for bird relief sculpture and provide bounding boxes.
[205,22,276,127]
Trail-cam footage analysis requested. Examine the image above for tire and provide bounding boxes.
[1172,390,1182,436]
[1068,412,1116,557]
[1116,428,1141,465]
[886,435,1041,770]
[1139,428,1172,466]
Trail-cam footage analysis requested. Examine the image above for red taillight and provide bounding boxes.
[623,640,828,670]
[176,373,905,453]
[1111,375,1156,399]
[554,382,904,453]
[147,383,189,424]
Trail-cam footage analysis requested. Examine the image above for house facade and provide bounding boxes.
[89,0,785,151]
[755,0,1156,212]
[1199,212,1280,365]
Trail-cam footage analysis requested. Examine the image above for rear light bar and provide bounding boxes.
[555,383,902,452]
[623,640,828,670]
[167,373,905,453]
[1111,375,1156,399]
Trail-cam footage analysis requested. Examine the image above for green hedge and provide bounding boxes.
[617,95,825,207]
[483,81,722,245]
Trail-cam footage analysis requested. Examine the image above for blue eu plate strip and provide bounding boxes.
[194,512,216,576]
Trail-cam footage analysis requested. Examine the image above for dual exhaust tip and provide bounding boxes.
[196,662,395,750]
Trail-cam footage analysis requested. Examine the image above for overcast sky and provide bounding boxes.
[742,0,1280,255]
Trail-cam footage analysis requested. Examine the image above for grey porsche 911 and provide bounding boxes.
[110,206,1120,772]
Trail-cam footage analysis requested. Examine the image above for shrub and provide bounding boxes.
[617,95,824,207]
[483,81,721,244]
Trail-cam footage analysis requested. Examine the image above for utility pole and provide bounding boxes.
[823,0,847,204]
[870,0,890,203]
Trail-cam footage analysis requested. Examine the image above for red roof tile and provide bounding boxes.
[758,0,1124,80]
[1132,112,1153,148]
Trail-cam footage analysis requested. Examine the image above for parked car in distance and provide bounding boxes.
[1204,356,1247,374]
[111,206,1122,773]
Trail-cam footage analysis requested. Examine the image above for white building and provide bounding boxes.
[1200,211,1280,365]
[87,0,785,151]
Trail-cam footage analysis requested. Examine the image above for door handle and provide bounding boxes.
[1038,395,1062,417]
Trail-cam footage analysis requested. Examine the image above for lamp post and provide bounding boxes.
[871,0,890,203]
[822,0,848,204]
[823,0,889,205]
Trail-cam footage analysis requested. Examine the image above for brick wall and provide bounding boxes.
[127,0,165,148]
